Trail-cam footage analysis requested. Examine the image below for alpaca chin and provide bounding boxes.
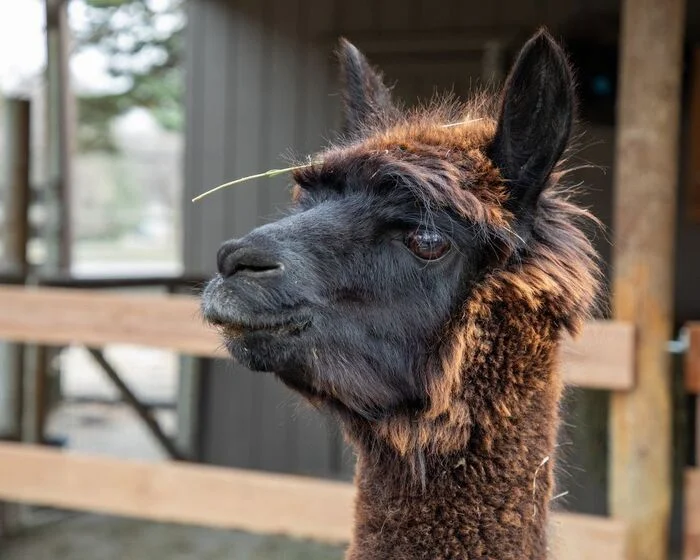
[220,322,312,376]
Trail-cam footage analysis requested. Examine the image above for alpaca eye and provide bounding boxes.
[404,229,451,261]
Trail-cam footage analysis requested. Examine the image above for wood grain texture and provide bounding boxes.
[0,442,353,544]
[685,323,700,394]
[559,321,635,391]
[549,511,630,560]
[608,0,686,558]
[0,285,225,359]
[685,468,700,559]
[0,441,629,557]
[0,286,635,390]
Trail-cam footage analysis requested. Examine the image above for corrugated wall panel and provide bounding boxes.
[197,2,229,272]
[182,0,205,271]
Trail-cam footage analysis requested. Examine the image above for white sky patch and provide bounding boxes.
[68,0,131,95]
[0,0,46,95]
[0,0,142,97]
[71,46,132,95]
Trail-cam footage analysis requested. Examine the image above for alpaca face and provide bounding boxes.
[202,30,576,423]
[203,167,490,419]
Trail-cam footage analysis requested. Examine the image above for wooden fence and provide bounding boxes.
[0,284,638,557]
[683,323,700,559]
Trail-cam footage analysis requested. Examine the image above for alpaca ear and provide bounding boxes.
[337,38,396,136]
[490,29,575,212]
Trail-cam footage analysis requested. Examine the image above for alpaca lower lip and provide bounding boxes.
[216,317,311,337]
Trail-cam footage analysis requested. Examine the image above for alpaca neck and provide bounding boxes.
[346,313,562,560]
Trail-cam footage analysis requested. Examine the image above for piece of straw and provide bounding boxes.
[191,118,484,202]
[191,163,316,202]
[441,117,483,128]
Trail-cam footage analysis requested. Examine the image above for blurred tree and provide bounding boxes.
[73,0,185,151]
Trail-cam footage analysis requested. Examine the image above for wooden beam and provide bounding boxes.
[0,442,353,544]
[0,285,635,390]
[0,99,30,446]
[559,321,635,390]
[3,98,30,276]
[0,442,629,556]
[549,512,630,560]
[685,324,700,394]
[608,0,686,558]
[684,468,700,559]
[0,285,225,359]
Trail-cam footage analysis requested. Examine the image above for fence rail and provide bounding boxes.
[0,441,629,557]
[0,285,223,358]
[0,285,635,390]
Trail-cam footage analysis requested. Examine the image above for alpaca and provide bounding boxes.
[202,28,599,560]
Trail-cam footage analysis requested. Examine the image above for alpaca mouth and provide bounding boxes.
[212,316,311,338]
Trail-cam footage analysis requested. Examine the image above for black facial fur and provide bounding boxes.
[203,158,489,421]
[201,29,577,424]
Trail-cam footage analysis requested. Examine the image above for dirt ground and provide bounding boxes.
[0,513,345,560]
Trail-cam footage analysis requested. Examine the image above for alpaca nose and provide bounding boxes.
[217,239,284,279]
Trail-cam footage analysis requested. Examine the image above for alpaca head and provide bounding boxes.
[202,29,598,458]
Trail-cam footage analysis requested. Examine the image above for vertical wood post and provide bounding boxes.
[0,98,31,540]
[2,98,30,439]
[609,0,686,558]
[4,99,31,276]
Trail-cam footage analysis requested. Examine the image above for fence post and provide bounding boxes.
[4,98,30,276]
[0,97,31,538]
[609,0,686,558]
[1,98,30,439]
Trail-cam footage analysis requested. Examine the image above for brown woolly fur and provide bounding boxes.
[202,28,601,560]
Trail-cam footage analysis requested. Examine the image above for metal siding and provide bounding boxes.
[182,0,204,271]
[198,1,229,272]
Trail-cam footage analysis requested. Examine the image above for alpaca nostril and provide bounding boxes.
[217,240,284,279]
